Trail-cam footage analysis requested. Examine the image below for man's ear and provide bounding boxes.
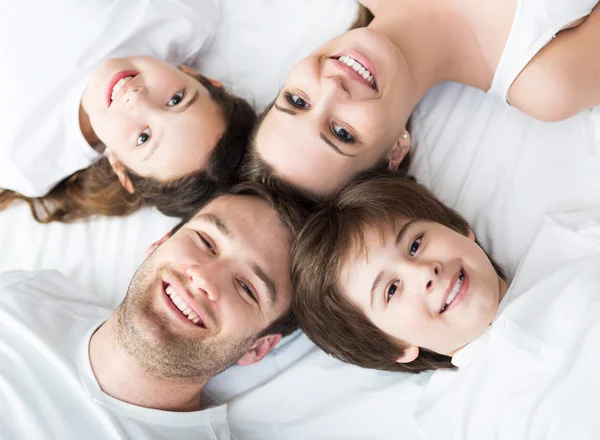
[106,151,135,194]
[145,232,171,258]
[179,64,222,87]
[387,130,411,171]
[395,345,419,364]
[236,333,282,367]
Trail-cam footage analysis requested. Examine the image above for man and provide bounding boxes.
[0,183,302,440]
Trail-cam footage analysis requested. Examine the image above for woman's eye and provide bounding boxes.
[198,233,216,254]
[167,90,185,107]
[239,280,257,302]
[284,92,309,109]
[137,128,151,146]
[409,235,423,257]
[332,123,355,144]
[387,281,398,303]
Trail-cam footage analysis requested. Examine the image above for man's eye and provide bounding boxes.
[284,92,309,109]
[409,235,423,257]
[198,233,216,254]
[137,128,151,146]
[167,90,185,107]
[387,280,398,303]
[238,280,257,302]
[331,123,355,144]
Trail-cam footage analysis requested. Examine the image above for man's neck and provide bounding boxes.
[89,317,208,412]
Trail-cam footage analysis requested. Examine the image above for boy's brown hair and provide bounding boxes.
[292,174,503,373]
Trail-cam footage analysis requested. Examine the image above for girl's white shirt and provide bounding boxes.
[0,0,219,197]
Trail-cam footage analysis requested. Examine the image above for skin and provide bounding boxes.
[89,194,294,411]
[256,0,597,195]
[339,219,508,362]
[80,56,225,190]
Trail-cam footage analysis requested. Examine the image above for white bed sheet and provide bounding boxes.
[3,1,600,439]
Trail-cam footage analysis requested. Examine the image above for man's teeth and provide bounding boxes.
[110,76,134,102]
[337,56,376,87]
[441,271,464,313]
[165,285,202,325]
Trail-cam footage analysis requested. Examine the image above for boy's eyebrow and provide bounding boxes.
[396,220,417,245]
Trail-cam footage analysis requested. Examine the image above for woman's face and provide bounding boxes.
[82,56,225,181]
[255,28,413,196]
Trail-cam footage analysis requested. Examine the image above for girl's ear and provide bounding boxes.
[395,345,419,363]
[106,151,135,194]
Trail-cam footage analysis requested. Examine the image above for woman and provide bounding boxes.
[0,0,255,223]
[244,0,599,198]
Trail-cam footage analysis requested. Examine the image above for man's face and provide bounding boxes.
[254,28,412,196]
[116,194,294,380]
[339,219,506,358]
[83,56,225,180]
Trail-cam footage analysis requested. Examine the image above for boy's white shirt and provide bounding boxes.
[0,0,219,197]
[414,210,600,439]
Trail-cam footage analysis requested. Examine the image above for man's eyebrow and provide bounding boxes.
[320,133,356,157]
[196,213,231,237]
[249,261,277,307]
[274,103,297,116]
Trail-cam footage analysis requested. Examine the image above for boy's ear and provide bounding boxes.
[179,64,222,87]
[145,232,171,258]
[106,151,135,194]
[236,333,282,366]
[395,345,419,364]
[467,228,475,241]
[387,130,411,171]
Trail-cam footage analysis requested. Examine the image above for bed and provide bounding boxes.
[2,1,600,439]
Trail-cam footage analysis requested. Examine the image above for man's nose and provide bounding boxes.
[185,264,220,302]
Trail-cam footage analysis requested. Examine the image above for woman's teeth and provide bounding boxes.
[440,270,464,313]
[110,76,134,102]
[337,55,376,88]
[165,284,203,326]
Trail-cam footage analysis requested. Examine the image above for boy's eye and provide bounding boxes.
[238,280,257,302]
[284,91,309,109]
[331,123,355,144]
[137,128,151,146]
[167,90,185,107]
[409,235,423,257]
[387,280,398,303]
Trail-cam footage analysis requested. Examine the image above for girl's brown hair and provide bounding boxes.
[292,174,504,373]
[0,76,256,223]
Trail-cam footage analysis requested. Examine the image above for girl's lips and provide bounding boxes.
[106,70,138,107]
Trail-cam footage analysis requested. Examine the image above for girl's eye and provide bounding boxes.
[167,90,185,107]
[332,123,356,144]
[137,128,151,146]
[284,92,309,109]
[409,235,423,257]
[198,233,216,254]
[238,280,257,302]
[387,281,398,303]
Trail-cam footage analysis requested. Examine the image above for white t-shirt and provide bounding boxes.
[413,211,600,439]
[0,0,219,197]
[0,270,231,440]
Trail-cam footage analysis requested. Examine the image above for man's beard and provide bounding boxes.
[115,255,257,382]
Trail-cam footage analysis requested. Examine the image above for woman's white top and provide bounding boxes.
[413,211,600,439]
[489,0,597,101]
[0,0,219,197]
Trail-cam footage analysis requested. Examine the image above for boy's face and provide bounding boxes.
[82,56,225,180]
[339,219,507,359]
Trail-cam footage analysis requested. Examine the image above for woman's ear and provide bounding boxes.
[395,345,419,363]
[387,130,411,171]
[106,151,135,194]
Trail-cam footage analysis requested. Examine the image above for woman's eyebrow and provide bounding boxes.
[274,103,297,115]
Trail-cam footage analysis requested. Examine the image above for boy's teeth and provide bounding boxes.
[441,271,464,312]
[337,55,376,87]
[165,284,203,326]
[110,76,134,102]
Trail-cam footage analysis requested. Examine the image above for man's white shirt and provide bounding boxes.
[0,0,219,197]
[414,211,600,439]
[0,270,230,440]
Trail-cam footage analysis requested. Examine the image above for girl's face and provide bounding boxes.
[82,56,225,181]
[339,219,507,359]
[254,28,413,197]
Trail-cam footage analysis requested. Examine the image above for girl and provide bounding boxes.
[0,0,255,223]
[245,0,599,197]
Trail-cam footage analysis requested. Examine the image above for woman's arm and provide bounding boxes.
[508,5,600,122]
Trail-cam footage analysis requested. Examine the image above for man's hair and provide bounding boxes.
[292,175,504,373]
[169,180,309,338]
[0,75,256,223]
